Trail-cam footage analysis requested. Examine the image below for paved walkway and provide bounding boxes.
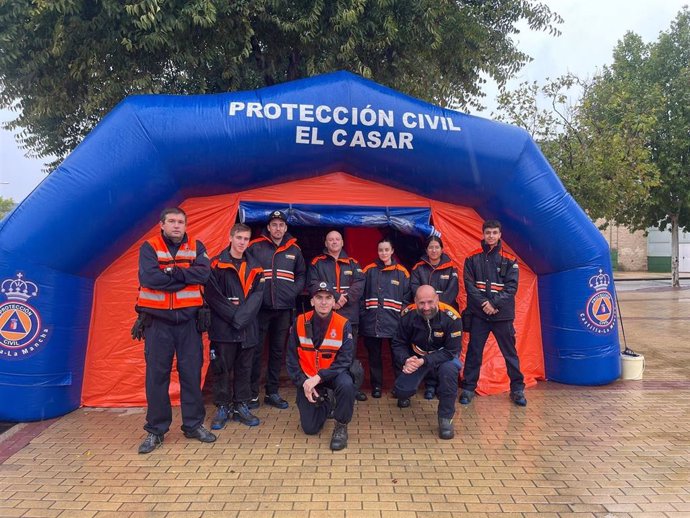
[1,284,689,517]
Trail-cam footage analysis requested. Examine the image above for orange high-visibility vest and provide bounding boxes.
[138,234,203,309]
[296,311,348,377]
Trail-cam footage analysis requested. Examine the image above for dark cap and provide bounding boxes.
[268,210,288,224]
[310,281,337,299]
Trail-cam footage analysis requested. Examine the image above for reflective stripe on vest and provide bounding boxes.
[296,311,347,377]
[138,234,203,309]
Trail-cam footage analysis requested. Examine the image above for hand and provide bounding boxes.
[337,294,348,307]
[130,315,146,341]
[303,375,322,403]
[402,356,424,374]
[481,301,498,315]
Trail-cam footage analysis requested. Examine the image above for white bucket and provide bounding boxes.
[621,352,645,380]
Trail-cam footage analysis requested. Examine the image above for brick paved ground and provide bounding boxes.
[0,284,688,517]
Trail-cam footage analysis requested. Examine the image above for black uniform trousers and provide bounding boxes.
[296,371,355,434]
[144,317,205,435]
[394,357,462,419]
[213,340,253,406]
[251,308,292,397]
[462,318,525,392]
[363,336,401,390]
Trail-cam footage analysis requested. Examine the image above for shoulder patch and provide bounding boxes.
[438,302,460,320]
[401,303,416,316]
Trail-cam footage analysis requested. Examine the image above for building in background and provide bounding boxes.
[647,227,690,273]
[598,220,690,273]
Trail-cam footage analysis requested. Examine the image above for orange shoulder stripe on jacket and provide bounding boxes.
[363,263,377,273]
[248,235,270,247]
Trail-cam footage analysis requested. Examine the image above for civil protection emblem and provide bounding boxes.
[579,269,616,334]
[0,273,50,359]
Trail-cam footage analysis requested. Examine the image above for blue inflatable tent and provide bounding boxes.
[0,72,620,421]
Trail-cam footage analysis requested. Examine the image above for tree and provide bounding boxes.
[585,9,690,286]
[495,8,690,286]
[493,74,659,227]
[0,196,15,219]
[0,0,562,169]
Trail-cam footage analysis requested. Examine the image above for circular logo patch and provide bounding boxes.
[0,273,50,360]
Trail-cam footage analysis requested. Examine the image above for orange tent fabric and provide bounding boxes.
[82,173,544,406]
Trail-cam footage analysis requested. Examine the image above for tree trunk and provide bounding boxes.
[671,214,680,287]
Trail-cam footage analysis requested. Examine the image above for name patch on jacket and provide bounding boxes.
[391,279,400,285]
[433,331,444,338]
[451,331,462,338]
[285,254,295,260]
[344,270,352,276]
[440,275,449,279]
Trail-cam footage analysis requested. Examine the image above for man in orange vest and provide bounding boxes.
[307,230,366,402]
[205,223,265,429]
[285,281,356,451]
[135,207,216,454]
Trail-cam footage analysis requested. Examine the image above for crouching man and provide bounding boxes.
[392,285,463,439]
[286,281,356,450]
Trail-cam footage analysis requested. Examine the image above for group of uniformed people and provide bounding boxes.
[134,207,526,454]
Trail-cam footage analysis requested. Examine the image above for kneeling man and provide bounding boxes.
[286,281,356,450]
[392,285,463,439]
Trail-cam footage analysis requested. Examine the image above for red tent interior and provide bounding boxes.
[82,173,544,406]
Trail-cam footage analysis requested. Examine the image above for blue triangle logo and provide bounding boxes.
[1,311,27,333]
[596,299,610,316]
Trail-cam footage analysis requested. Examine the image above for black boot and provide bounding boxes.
[438,417,454,440]
[330,421,348,451]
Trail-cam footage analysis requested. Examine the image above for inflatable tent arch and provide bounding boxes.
[0,71,620,422]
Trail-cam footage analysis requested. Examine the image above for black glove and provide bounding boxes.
[131,314,147,341]
[196,305,211,333]
[349,359,364,391]
[461,308,473,333]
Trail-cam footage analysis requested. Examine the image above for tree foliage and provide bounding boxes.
[496,8,689,285]
[494,74,660,228]
[0,196,15,219]
[0,0,561,169]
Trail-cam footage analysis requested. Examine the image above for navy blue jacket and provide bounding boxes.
[464,240,518,322]
[410,253,459,309]
[359,259,411,338]
[391,303,463,369]
[246,230,306,310]
[307,250,364,325]
[205,248,265,346]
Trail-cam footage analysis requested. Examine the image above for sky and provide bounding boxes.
[0,0,688,202]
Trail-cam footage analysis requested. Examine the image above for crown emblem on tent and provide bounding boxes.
[1,273,39,302]
[588,269,610,291]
